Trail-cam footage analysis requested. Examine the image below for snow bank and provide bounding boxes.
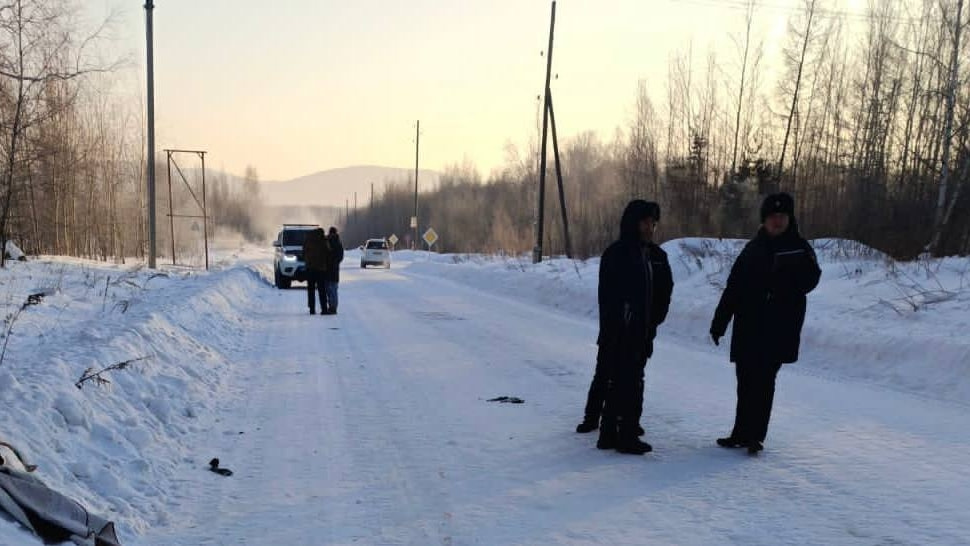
[398,240,970,405]
[0,259,266,542]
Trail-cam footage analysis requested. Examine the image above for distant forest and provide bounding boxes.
[2,1,969,264]
[0,1,259,265]
[343,0,970,259]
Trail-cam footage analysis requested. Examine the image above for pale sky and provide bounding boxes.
[88,0,864,181]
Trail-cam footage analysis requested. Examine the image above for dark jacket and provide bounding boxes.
[711,221,822,364]
[302,229,330,273]
[325,235,345,282]
[596,202,674,359]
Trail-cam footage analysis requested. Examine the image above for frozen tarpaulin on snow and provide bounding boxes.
[4,240,25,261]
[0,455,121,545]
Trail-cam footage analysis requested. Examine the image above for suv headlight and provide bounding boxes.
[283,254,298,262]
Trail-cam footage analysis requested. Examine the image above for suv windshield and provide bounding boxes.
[366,241,387,250]
[282,230,312,246]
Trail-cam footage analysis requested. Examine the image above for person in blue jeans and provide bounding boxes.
[324,226,345,315]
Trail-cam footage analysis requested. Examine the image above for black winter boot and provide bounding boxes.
[717,436,745,448]
[596,423,616,450]
[615,436,652,455]
[309,308,316,315]
[746,441,764,455]
[576,419,599,434]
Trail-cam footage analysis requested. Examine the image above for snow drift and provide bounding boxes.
[0,259,266,542]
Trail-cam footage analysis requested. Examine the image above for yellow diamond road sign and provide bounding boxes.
[388,234,399,246]
[422,228,438,248]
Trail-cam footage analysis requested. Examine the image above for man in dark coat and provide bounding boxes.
[710,193,821,454]
[324,226,345,315]
[579,200,674,455]
[301,228,330,315]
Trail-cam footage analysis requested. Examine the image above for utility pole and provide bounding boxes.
[345,199,349,229]
[533,1,556,264]
[548,93,572,259]
[413,120,420,250]
[354,191,358,227]
[145,0,157,268]
[370,182,375,236]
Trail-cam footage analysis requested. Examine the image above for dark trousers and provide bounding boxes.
[583,346,610,421]
[584,346,647,428]
[731,361,783,442]
[599,344,649,438]
[325,281,339,312]
[306,271,326,312]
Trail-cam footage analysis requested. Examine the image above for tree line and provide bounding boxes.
[0,0,262,267]
[343,0,970,259]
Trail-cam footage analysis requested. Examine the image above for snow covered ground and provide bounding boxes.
[404,239,970,405]
[0,241,968,545]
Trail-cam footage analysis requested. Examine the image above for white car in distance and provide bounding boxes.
[360,239,391,269]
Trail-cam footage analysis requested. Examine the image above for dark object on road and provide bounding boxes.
[487,396,524,404]
[208,458,233,477]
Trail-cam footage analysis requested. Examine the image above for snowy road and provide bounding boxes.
[143,257,970,545]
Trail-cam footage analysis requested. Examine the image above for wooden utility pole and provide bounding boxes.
[145,0,157,268]
[547,93,572,259]
[413,120,420,250]
[533,1,557,264]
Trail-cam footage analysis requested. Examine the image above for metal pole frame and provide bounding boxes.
[145,0,156,268]
[164,149,209,270]
[534,1,557,264]
[201,153,208,270]
[166,151,175,266]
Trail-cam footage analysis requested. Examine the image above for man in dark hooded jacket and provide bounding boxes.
[580,200,674,455]
[324,226,345,315]
[302,228,330,315]
[710,193,821,454]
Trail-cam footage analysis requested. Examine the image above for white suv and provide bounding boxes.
[272,224,320,288]
[360,239,391,269]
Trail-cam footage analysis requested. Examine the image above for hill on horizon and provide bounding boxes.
[259,165,441,208]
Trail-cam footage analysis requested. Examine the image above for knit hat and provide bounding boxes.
[760,193,795,222]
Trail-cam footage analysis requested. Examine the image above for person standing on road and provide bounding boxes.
[579,200,673,456]
[302,227,330,315]
[710,193,822,455]
[324,226,345,315]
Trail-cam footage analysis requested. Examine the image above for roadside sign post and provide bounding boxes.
[388,233,399,250]
[422,228,439,251]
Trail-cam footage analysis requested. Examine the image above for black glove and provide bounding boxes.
[710,332,721,346]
